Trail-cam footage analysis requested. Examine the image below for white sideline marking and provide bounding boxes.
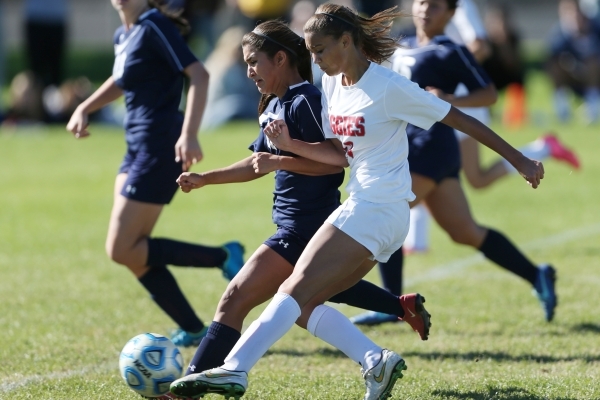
[2,224,600,393]
[0,362,114,394]
[404,223,600,287]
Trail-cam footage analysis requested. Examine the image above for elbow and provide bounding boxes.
[486,85,498,106]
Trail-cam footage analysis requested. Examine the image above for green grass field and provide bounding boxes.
[1,79,599,399]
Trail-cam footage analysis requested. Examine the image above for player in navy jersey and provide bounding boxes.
[65,0,244,349]
[168,21,429,393]
[171,4,544,399]
[352,0,557,328]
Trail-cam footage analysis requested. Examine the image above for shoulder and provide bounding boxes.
[139,9,180,37]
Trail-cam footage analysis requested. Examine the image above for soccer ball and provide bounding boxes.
[119,333,184,398]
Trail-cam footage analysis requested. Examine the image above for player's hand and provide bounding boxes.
[263,119,293,151]
[175,134,203,172]
[425,86,451,102]
[251,152,279,174]
[176,172,206,193]
[516,157,544,189]
[66,107,91,139]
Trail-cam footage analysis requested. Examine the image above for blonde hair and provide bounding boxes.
[304,3,405,64]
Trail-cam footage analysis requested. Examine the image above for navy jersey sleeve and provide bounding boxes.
[444,45,492,92]
[141,14,197,73]
[289,94,326,143]
[249,131,270,153]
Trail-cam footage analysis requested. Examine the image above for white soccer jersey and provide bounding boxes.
[321,62,451,204]
[445,0,487,45]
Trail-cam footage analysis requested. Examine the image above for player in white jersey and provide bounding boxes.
[170,4,543,400]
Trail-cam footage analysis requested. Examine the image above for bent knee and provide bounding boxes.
[447,226,485,247]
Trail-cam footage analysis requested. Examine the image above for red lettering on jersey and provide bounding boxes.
[329,115,366,137]
[344,141,354,158]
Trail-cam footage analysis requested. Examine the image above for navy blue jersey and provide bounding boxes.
[249,82,344,239]
[112,9,198,149]
[392,35,491,139]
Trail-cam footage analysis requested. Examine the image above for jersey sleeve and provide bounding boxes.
[249,131,270,153]
[385,75,451,130]
[445,45,492,91]
[142,17,197,73]
[320,75,336,140]
[290,94,326,143]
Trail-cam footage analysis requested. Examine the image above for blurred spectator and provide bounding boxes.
[354,0,397,16]
[24,0,68,88]
[547,0,600,123]
[482,5,525,91]
[445,0,491,63]
[201,26,260,130]
[237,0,292,21]
[290,0,324,91]
[3,71,45,125]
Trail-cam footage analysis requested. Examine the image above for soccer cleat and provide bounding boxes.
[542,134,580,170]
[141,392,192,399]
[170,326,208,348]
[399,293,431,340]
[170,367,247,399]
[361,349,407,400]
[533,264,558,322]
[350,311,399,326]
[221,242,245,281]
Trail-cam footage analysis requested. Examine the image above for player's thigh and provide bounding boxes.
[215,245,293,329]
[410,172,437,207]
[281,224,372,307]
[459,136,482,177]
[107,174,163,251]
[425,178,486,246]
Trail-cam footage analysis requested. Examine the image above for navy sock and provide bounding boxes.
[478,228,538,285]
[186,321,241,375]
[147,238,227,268]
[329,279,404,318]
[138,266,204,333]
[378,247,404,296]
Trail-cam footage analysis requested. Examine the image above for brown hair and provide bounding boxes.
[242,20,313,116]
[148,0,190,36]
[304,3,405,64]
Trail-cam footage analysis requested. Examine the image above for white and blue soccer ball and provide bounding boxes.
[119,333,184,398]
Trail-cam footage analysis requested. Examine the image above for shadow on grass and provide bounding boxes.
[432,386,578,400]
[266,347,346,358]
[570,322,600,334]
[403,350,600,363]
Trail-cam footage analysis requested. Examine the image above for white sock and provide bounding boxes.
[553,87,570,122]
[501,139,551,174]
[222,292,301,372]
[584,87,600,122]
[404,204,430,251]
[307,304,382,370]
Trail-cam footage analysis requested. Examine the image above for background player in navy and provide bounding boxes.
[360,0,557,326]
[172,20,429,385]
[65,0,244,348]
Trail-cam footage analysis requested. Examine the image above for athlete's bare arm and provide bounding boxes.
[252,152,344,176]
[264,119,348,168]
[176,61,209,171]
[177,156,263,193]
[441,107,544,188]
[66,77,122,138]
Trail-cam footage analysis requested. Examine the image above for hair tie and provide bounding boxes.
[317,12,354,27]
[252,30,298,57]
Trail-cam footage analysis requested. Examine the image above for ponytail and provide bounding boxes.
[148,0,190,36]
[304,4,405,64]
[242,20,313,116]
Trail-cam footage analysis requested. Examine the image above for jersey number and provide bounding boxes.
[344,141,354,158]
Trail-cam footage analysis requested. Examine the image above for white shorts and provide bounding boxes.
[326,197,410,263]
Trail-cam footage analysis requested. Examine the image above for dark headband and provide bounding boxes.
[252,30,298,57]
[316,12,354,27]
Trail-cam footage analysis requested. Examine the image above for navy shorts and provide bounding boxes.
[408,127,461,183]
[118,147,182,205]
[264,226,312,266]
